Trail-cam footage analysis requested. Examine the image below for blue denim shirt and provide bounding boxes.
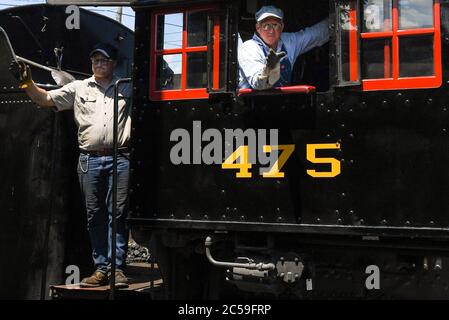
[238,18,329,90]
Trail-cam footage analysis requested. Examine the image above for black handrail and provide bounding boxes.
[110,77,131,300]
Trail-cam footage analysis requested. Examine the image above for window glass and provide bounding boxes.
[157,13,184,50]
[399,35,434,77]
[362,0,392,33]
[362,38,392,79]
[186,52,207,88]
[187,11,208,47]
[399,0,433,30]
[156,54,182,90]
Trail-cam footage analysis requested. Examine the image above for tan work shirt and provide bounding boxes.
[48,75,132,151]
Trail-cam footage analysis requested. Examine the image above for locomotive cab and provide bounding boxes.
[129,0,449,299]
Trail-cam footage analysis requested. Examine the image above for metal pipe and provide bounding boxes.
[16,55,54,72]
[110,78,131,300]
[204,236,275,271]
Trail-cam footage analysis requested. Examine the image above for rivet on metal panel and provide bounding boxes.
[435,257,442,271]
[423,257,429,270]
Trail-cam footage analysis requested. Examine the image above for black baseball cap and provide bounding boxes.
[89,43,118,60]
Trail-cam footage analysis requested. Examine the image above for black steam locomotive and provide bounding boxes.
[2,0,449,299]
[128,0,449,299]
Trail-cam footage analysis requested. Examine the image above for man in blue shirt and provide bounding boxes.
[238,5,329,90]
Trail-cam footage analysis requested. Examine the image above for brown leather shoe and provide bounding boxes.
[112,271,129,288]
[80,270,108,287]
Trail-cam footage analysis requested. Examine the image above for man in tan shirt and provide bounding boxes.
[10,43,131,288]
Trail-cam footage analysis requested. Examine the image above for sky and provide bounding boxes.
[0,0,135,30]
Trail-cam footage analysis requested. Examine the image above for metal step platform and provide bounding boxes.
[50,263,163,300]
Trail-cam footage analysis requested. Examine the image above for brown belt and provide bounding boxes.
[80,147,129,156]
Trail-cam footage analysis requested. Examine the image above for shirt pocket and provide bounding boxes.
[78,95,97,115]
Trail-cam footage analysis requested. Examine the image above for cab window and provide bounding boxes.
[150,6,224,101]
[337,0,441,90]
[237,0,330,93]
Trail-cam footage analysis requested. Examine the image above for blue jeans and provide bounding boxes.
[77,152,130,273]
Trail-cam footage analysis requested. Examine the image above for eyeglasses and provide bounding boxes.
[260,22,283,31]
[91,58,112,65]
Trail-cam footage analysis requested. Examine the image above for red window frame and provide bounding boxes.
[346,0,441,91]
[150,6,221,101]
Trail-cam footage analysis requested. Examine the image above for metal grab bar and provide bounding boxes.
[205,236,275,271]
